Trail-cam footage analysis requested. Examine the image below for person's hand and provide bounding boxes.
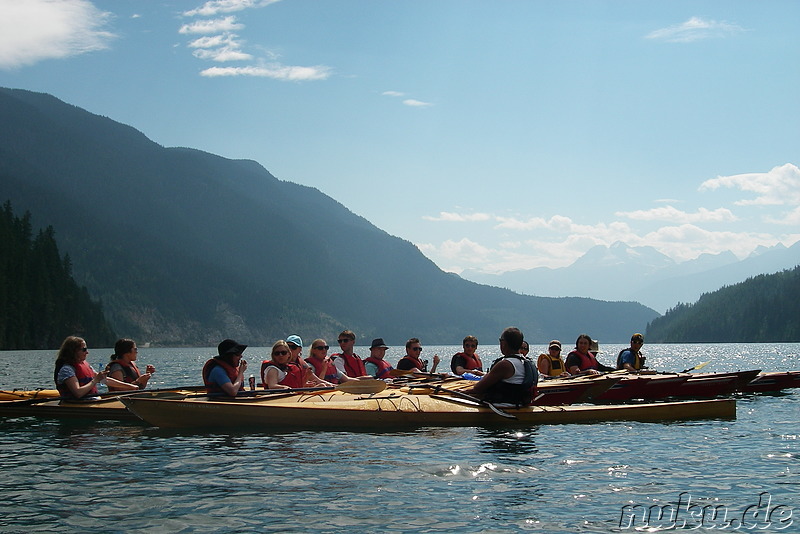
[94,370,108,383]
[433,354,441,365]
[239,360,248,373]
[146,365,156,374]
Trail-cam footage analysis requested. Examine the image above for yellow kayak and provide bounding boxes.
[0,389,60,400]
[121,389,736,430]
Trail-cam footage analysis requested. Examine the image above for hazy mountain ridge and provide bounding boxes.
[0,87,658,346]
[463,241,800,312]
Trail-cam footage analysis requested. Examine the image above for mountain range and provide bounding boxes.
[0,87,658,346]
[463,240,800,313]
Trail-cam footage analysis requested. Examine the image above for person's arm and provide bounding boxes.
[537,354,552,376]
[106,376,139,391]
[565,353,581,375]
[220,360,246,396]
[430,354,440,373]
[466,359,513,396]
[265,367,289,390]
[63,369,108,398]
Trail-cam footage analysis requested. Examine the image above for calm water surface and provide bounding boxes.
[1,343,798,533]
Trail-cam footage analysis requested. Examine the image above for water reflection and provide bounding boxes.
[477,427,540,456]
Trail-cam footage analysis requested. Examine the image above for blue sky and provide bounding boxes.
[1,0,798,275]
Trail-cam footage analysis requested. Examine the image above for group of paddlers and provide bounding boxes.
[51,329,645,407]
[203,327,541,406]
[535,332,646,378]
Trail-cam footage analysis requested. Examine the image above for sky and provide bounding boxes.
[1,0,798,275]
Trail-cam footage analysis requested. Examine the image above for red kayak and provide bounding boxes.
[534,376,620,405]
[738,371,800,393]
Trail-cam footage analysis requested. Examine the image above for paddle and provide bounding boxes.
[180,378,388,399]
[407,384,517,419]
[388,369,449,379]
[681,361,711,373]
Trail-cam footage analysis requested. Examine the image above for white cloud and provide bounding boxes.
[0,0,115,69]
[382,91,405,97]
[200,64,331,80]
[699,163,800,206]
[618,205,737,223]
[181,3,332,81]
[403,99,433,107]
[494,214,574,232]
[179,16,244,35]
[193,46,253,62]
[188,33,240,49]
[646,16,745,43]
[422,211,491,222]
[185,0,281,17]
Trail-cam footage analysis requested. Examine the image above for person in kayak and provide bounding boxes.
[450,335,484,376]
[106,338,156,392]
[263,340,332,389]
[53,336,112,399]
[565,334,615,375]
[537,339,570,378]
[397,338,440,374]
[364,338,394,379]
[466,327,537,406]
[305,339,353,384]
[286,334,314,380]
[331,330,369,378]
[617,333,647,372]
[202,339,248,396]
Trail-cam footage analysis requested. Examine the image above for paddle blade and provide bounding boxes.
[335,379,387,394]
[681,360,711,373]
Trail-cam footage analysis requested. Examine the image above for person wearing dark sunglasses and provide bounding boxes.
[261,340,306,390]
[450,335,484,376]
[396,338,440,373]
[54,336,111,400]
[331,330,368,378]
[305,339,351,384]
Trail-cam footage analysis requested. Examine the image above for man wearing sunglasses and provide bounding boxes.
[617,333,647,372]
[331,330,368,378]
[450,335,484,376]
[396,338,440,373]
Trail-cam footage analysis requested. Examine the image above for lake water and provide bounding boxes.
[1,343,798,533]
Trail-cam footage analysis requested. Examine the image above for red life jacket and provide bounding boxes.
[57,361,97,399]
[107,359,141,391]
[454,352,483,371]
[332,352,366,377]
[305,356,339,384]
[364,356,393,379]
[398,355,426,372]
[568,350,599,371]
[203,358,241,395]
[261,360,305,389]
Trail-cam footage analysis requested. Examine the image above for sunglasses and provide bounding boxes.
[274,350,289,356]
[314,345,330,350]
[79,347,89,352]
[411,347,423,352]
[549,346,561,351]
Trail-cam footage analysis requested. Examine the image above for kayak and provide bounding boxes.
[0,386,206,421]
[120,390,736,429]
[739,371,800,393]
[0,389,60,401]
[594,370,762,402]
[533,375,622,405]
